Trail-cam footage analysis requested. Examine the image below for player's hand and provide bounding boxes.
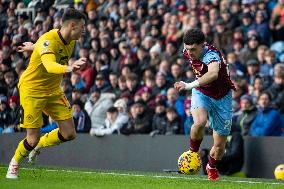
[65,58,87,72]
[18,42,34,52]
[174,81,186,91]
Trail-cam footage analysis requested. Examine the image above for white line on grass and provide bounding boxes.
[12,167,283,186]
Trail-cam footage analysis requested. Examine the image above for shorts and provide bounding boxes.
[19,91,72,129]
[190,88,232,136]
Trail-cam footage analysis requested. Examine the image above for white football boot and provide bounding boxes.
[6,158,19,179]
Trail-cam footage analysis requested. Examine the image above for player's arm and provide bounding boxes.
[174,62,219,91]
[18,42,34,52]
[196,61,219,85]
[41,53,86,74]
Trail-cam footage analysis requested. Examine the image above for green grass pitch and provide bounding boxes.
[1,166,284,189]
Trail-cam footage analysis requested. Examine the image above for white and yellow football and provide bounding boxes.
[178,151,201,175]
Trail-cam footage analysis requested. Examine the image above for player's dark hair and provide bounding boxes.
[62,8,87,23]
[183,28,205,45]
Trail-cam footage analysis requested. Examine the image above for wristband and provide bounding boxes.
[181,80,200,90]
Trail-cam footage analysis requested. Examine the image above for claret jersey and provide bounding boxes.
[183,43,235,99]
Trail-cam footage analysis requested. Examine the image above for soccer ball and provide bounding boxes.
[178,151,201,175]
[274,164,284,180]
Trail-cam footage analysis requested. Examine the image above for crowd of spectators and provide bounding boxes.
[0,0,284,137]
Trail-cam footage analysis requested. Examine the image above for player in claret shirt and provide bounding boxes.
[174,28,235,181]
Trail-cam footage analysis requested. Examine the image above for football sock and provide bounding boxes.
[208,155,217,168]
[37,128,67,149]
[13,139,35,163]
[189,138,202,152]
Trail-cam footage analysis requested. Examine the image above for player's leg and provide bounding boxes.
[189,108,208,152]
[29,95,74,162]
[189,89,209,152]
[206,90,232,180]
[6,128,41,179]
[206,131,227,180]
[6,92,45,179]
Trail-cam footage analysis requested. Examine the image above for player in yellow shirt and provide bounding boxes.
[6,8,87,179]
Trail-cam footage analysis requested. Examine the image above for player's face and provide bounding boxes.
[184,43,203,60]
[71,19,85,40]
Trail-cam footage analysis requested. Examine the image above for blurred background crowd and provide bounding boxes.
[0,0,284,137]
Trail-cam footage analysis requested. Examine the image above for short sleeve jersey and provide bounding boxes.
[183,43,235,99]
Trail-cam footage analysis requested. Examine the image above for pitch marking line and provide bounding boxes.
[8,167,282,186]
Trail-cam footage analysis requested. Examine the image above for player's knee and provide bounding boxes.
[194,119,207,128]
[27,137,40,148]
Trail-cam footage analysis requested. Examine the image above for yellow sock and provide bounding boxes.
[37,128,62,148]
[13,139,33,163]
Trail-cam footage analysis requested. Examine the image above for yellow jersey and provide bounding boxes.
[19,29,75,97]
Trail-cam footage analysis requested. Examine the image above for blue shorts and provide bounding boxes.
[190,88,232,136]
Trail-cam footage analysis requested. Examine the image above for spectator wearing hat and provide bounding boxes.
[149,43,162,67]
[184,99,193,135]
[72,99,91,133]
[250,91,283,136]
[85,87,113,131]
[239,35,259,65]
[246,59,260,85]
[135,86,155,111]
[240,12,254,35]
[0,96,11,133]
[120,100,152,135]
[233,94,257,136]
[91,73,111,93]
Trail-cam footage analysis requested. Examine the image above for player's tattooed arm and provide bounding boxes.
[18,42,34,52]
